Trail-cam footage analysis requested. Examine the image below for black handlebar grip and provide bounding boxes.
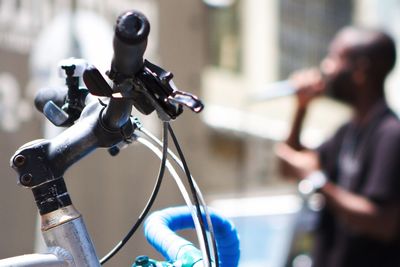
[111,10,150,77]
[34,86,68,112]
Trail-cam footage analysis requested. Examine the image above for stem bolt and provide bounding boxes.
[13,154,26,167]
[20,173,33,186]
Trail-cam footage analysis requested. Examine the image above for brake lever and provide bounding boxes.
[82,65,113,97]
[168,85,204,113]
[134,60,204,119]
[143,61,204,113]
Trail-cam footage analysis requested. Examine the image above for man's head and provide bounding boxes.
[321,26,396,104]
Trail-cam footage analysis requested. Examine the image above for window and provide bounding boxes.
[206,1,241,72]
[279,0,353,78]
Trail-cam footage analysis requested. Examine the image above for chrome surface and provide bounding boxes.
[42,211,100,267]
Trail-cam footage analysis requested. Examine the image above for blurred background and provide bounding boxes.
[0,0,399,266]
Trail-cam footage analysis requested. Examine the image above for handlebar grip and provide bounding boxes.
[144,206,240,267]
[34,86,68,112]
[111,10,150,77]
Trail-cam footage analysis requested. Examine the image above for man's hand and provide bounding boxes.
[290,68,325,109]
[275,142,320,179]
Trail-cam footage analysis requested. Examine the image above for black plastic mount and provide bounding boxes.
[41,63,89,127]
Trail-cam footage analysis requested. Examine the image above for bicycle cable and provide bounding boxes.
[139,126,219,266]
[99,121,169,265]
[167,124,213,267]
[136,136,211,267]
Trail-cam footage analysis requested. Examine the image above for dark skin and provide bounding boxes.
[276,27,400,242]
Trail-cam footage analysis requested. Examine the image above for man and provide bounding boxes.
[276,26,400,267]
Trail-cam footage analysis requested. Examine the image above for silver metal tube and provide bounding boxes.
[0,252,68,267]
[41,206,100,267]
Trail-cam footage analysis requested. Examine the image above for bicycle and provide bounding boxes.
[0,10,240,267]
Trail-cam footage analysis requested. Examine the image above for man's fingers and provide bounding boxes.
[275,143,302,166]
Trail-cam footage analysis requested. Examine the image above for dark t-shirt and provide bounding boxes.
[314,101,400,267]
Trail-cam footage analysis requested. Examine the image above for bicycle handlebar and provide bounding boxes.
[144,206,240,267]
[10,11,149,214]
[101,10,150,130]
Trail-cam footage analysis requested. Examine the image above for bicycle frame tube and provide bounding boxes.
[41,206,100,267]
[0,209,103,267]
[0,254,68,267]
[0,246,71,266]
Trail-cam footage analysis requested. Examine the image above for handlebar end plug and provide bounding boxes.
[115,11,150,45]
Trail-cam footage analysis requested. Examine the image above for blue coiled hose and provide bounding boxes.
[144,206,240,267]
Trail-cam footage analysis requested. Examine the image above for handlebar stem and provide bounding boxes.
[11,100,134,185]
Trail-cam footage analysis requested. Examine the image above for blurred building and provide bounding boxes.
[0,0,399,266]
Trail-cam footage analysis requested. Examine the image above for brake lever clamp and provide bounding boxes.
[133,60,204,121]
[83,60,204,121]
[107,117,142,156]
